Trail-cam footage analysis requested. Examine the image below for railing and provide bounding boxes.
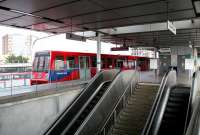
[185,71,200,135]
[185,97,200,135]
[142,69,177,135]
[0,67,100,97]
[141,70,169,135]
[72,70,139,135]
[44,69,120,135]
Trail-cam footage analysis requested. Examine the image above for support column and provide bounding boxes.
[193,47,198,71]
[97,33,101,72]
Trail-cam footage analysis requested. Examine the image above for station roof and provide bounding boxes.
[0,0,200,47]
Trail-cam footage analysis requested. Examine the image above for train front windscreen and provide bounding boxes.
[31,52,50,85]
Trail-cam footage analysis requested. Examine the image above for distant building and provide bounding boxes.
[2,34,12,55]
[2,34,33,57]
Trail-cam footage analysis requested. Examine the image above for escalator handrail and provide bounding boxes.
[183,72,196,134]
[61,80,111,134]
[142,69,177,135]
[141,70,169,135]
[185,71,200,135]
[94,71,139,135]
[185,97,200,135]
[44,69,119,135]
[73,70,139,135]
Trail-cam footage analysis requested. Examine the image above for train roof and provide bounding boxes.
[35,50,148,58]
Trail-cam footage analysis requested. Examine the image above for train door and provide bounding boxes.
[79,56,91,80]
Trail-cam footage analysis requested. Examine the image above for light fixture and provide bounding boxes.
[192,0,200,16]
[189,41,193,48]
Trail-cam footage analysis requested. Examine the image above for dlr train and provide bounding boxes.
[30,51,149,85]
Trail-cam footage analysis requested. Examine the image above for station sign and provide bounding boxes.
[167,20,176,35]
[150,59,158,69]
[185,59,194,70]
[66,33,86,42]
[111,47,129,51]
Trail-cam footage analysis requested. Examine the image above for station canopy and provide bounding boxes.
[0,0,200,47]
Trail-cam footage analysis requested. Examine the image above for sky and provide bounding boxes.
[0,25,134,59]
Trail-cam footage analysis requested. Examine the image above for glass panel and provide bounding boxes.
[44,56,50,72]
[85,57,89,68]
[91,56,97,67]
[79,57,89,69]
[115,59,123,68]
[55,56,65,70]
[33,56,39,71]
[107,58,113,68]
[38,56,44,71]
[80,57,85,69]
[66,57,75,69]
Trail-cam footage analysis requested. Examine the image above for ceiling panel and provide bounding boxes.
[116,2,166,17]
[91,0,159,9]
[34,0,103,20]
[99,29,200,47]
[27,21,65,31]
[0,9,21,21]
[0,0,76,13]
[45,26,83,33]
[67,11,120,26]
[76,10,195,31]
[1,15,46,27]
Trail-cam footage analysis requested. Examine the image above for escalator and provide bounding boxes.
[63,81,111,134]
[44,69,119,135]
[157,85,190,135]
[111,83,159,135]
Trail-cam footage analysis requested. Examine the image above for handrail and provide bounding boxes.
[185,97,200,135]
[95,71,139,135]
[141,70,169,135]
[73,70,139,135]
[142,69,177,135]
[183,72,196,134]
[44,69,119,135]
[61,80,111,134]
[185,71,200,135]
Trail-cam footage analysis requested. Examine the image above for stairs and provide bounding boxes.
[110,83,159,135]
[157,86,190,135]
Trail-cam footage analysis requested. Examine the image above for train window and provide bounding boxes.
[91,57,96,67]
[123,60,128,68]
[55,56,65,70]
[115,59,123,68]
[107,58,113,68]
[38,56,45,71]
[79,56,89,69]
[101,58,106,68]
[44,56,50,72]
[33,57,39,71]
[66,57,75,69]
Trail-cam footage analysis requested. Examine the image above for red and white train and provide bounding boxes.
[30,50,149,85]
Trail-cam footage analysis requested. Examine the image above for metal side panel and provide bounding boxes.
[44,69,119,135]
[73,70,139,135]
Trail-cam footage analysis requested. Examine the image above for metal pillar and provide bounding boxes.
[193,47,198,71]
[97,33,101,72]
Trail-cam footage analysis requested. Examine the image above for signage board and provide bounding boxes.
[111,47,129,51]
[66,33,86,42]
[150,59,158,69]
[185,59,194,70]
[167,20,176,35]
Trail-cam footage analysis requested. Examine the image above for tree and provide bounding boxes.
[5,54,29,63]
